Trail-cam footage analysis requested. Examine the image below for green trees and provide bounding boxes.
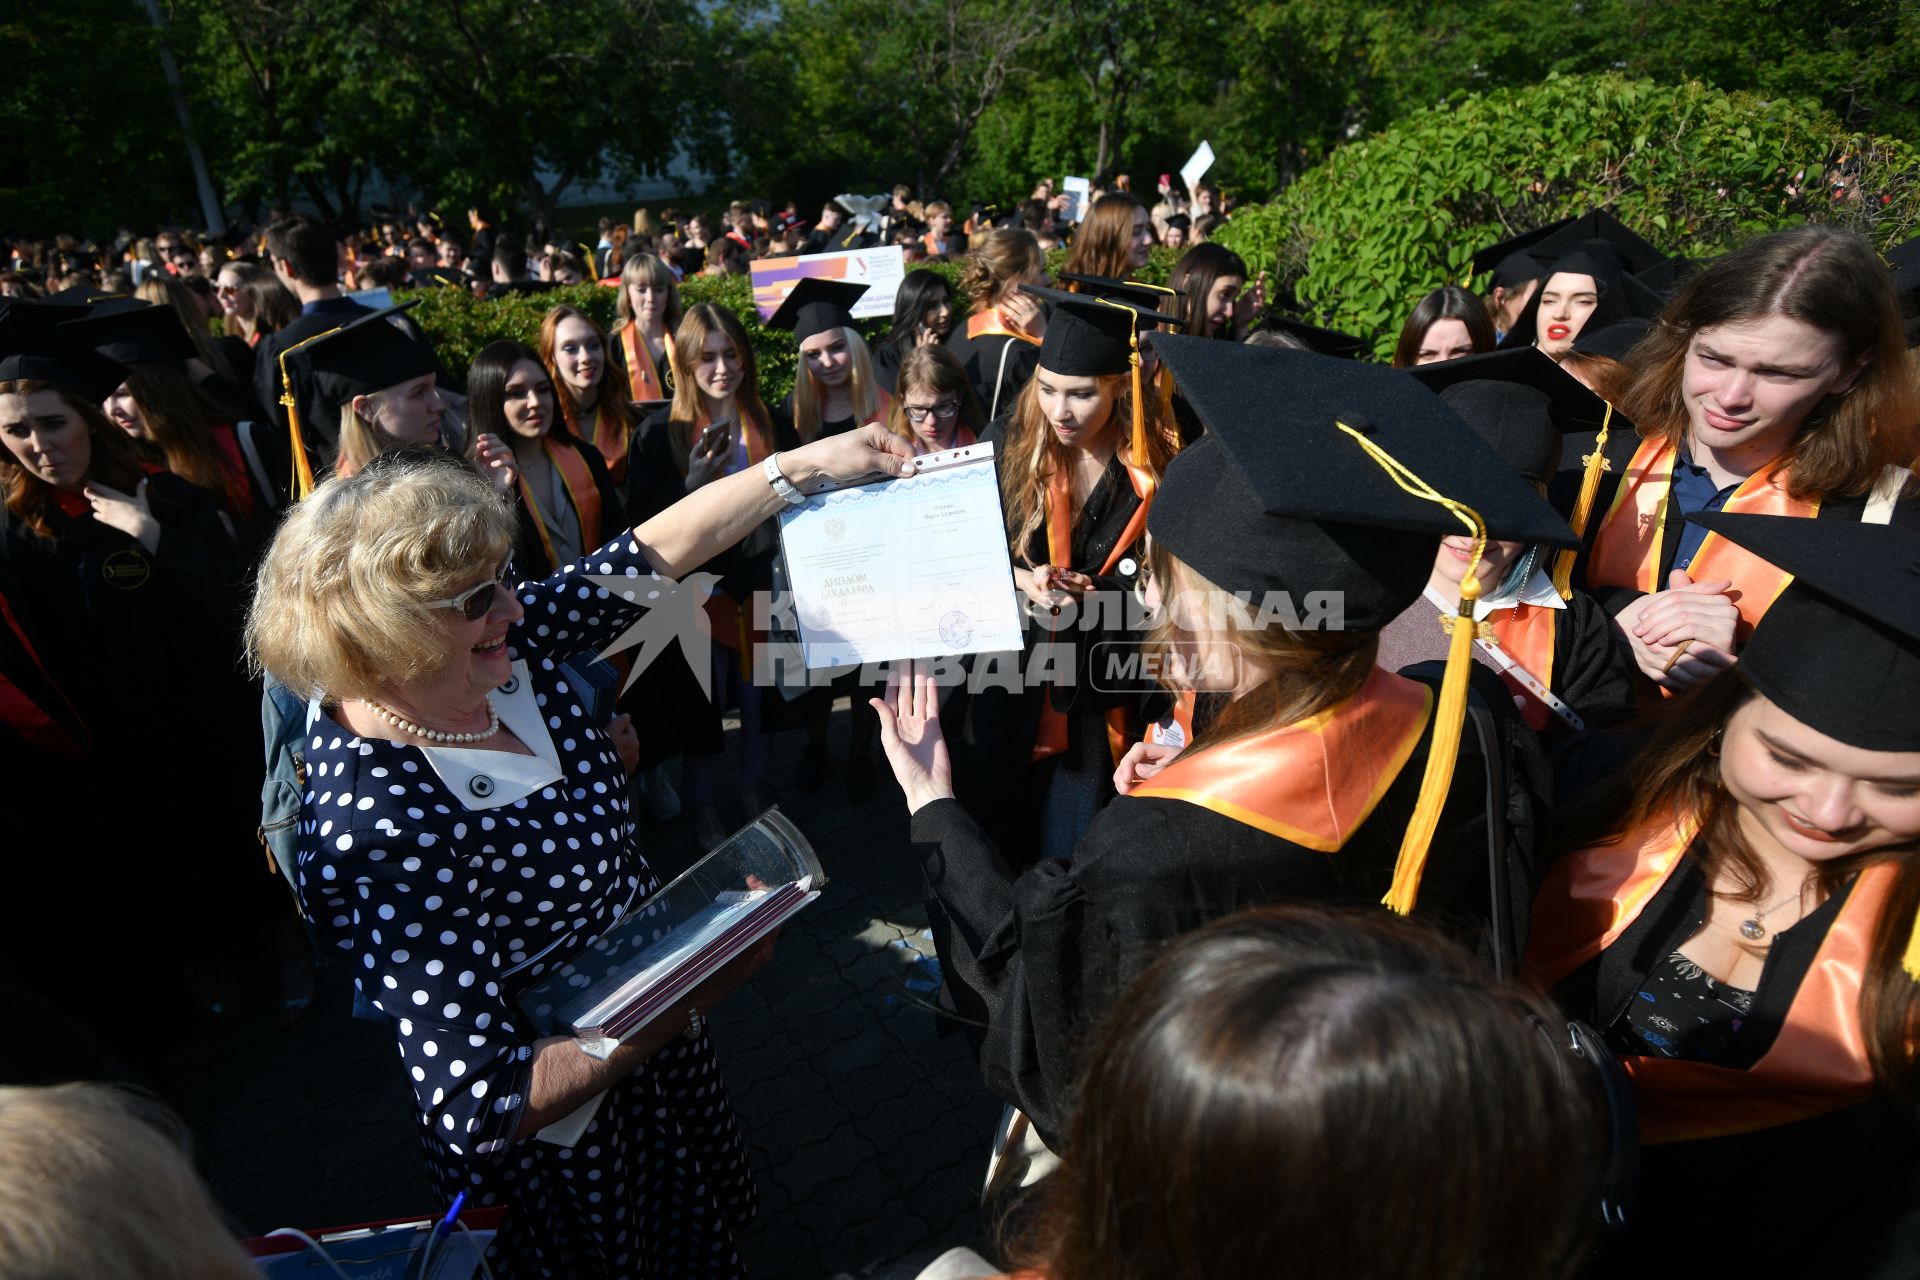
[6,0,1917,237]
[1213,74,1920,357]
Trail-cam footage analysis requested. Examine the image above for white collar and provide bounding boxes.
[414,660,567,810]
[1424,562,1565,621]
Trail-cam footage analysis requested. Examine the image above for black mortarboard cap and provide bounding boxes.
[0,299,129,401]
[1150,336,1578,623]
[1053,273,1187,329]
[280,302,438,442]
[766,277,869,345]
[1165,213,1192,231]
[1405,344,1616,471]
[1153,336,1580,917]
[1525,210,1669,276]
[1571,317,1654,363]
[1471,216,1578,279]
[1020,285,1147,377]
[1500,239,1666,351]
[1259,315,1371,360]
[1490,250,1550,289]
[1691,512,1920,752]
[59,298,199,370]
[37,283,120,310]
[1633,255,1699,300]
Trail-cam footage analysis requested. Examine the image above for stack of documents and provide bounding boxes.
[518,808,825,1059]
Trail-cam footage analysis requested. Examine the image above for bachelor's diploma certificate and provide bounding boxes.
[777,442,1023,667]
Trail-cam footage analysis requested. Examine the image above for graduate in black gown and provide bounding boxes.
[873,337,1578,1144]
[960,289,1180,863]
[1530,514,1920,1275]
[1384,347,1637,738]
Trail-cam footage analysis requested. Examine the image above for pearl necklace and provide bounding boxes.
[364,698,501,745]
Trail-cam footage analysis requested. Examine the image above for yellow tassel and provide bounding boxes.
[1550,400,1614,599]
[1157,363,1176,428]
[1903,907,1920,982]
[1334,420,1488,916]
[277,327,343,502]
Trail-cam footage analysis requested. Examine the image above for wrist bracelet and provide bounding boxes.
[763,452,805,505]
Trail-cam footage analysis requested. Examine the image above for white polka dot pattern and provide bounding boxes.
[295,535,753,1275]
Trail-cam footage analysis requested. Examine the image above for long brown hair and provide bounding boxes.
[959,228,1044,309]
[1556,666,1920,1099]
[1618,226,1920,501]
[0,380,150,538]
[666,304,771,476]
[996,369,1177,562]
[1010,907,1605,1280]
[121,365,245,513]
[536,305,636,445]
[1168,242,1248,341]
[1062,192,1146,282]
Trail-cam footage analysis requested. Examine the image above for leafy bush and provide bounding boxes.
[1213,73,1920,359]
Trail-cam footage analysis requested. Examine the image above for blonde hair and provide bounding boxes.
[997,370,1178,561]
[666,304,771,474]
[960,228,1045,308]
[614,253,684,332]
[0,1083,260,1280]
[791,326,883,443]
[247,449,515,700]
[134,276,236,382]
[331,396,409,479]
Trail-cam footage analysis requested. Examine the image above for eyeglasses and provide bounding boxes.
[428,559,515,622]
[901,400,960,423]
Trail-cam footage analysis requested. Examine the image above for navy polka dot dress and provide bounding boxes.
[296,535,755,1278]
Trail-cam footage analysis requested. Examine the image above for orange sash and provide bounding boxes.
[558,395,632,485]
[1032,455,1155,765]
[1486,602,1557,732]
[966,307,1041,345]
[619,320,669,403]
[1526,814,1887,1144]
[1586,436,1815,636]
[1133,667,1433,851]
[515,438,603,571]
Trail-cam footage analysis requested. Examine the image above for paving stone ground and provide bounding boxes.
[188,704,1003,1278]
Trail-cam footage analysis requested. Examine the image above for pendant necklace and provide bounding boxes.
[1737,886,1805,942]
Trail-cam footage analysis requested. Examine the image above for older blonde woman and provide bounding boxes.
[246,429,912,1276]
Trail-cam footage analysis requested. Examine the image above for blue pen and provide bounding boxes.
[437,1190,467,1236]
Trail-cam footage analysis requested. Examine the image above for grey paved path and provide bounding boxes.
[188,704,1003,1278]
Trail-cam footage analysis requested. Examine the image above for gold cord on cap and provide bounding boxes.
[1091,297,1154,478]
[1550,399,1616,599]
[1335,420,1487,916]
[277,323,346,502]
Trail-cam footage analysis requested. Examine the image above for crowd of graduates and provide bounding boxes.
[3,174,1920,1278]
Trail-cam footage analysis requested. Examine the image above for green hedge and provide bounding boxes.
[399,247,1179,403]
[1212,73,1920,360]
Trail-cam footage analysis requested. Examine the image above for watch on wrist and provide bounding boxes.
[763,452,806,505]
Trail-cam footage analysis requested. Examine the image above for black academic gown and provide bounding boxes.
[0,474,262,1061]
[947,321,1039,421]
[955,419,1155,863]
[1550,862,1920,1277]
[912,665,1551,1146]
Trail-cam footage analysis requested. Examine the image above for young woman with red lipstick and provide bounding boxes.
[1579,227,1920,692]
[1530,513,1920,1274]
